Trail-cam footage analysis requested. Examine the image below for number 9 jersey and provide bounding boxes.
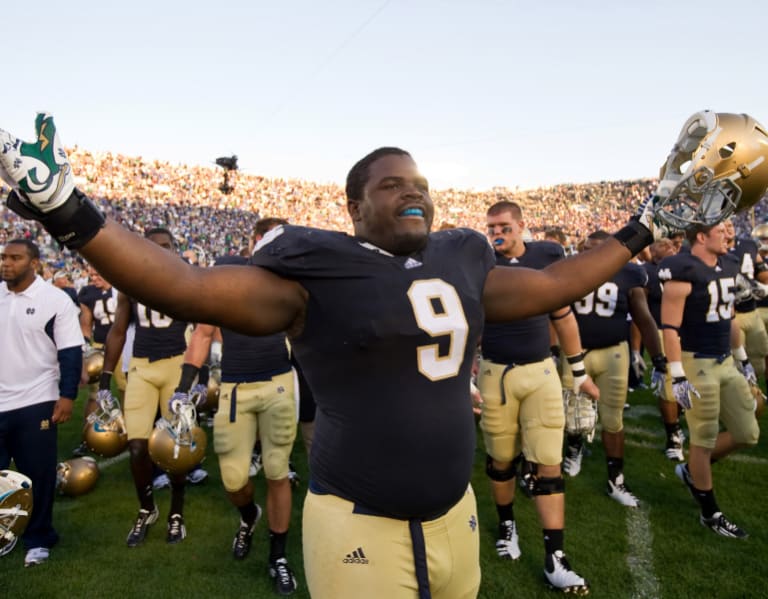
[251,225,495,519]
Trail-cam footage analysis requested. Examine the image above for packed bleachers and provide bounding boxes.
[1,147,766,285]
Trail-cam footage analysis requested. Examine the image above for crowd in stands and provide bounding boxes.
[1,147,766,287]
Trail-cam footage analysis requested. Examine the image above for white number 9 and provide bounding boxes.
[407,279,469,381]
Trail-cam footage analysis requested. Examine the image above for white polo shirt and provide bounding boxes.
[0,276,84,412]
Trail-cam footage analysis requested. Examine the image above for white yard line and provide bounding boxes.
[626,505,661,599]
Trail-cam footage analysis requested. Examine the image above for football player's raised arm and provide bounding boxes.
[483,237,634,321]
[79,220,307,336]
[659,280,691,364]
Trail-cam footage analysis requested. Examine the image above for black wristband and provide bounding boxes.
[99,371,113,391]
[7,188,105,250]
[613,219,653,257]
[572,368,587,378]
[651,354,668,372]
[566,352,585,365]
[177,363,201,392]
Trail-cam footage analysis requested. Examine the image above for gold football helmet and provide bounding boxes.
[0,470,33,557]
[563,390,598,442]
[149,405,207,475]
[83,400,128,458]
[83,347,105,385]
[56,457,99,497]
[198,366,220,412]
[654,111,768,230]
[752,222,768,253]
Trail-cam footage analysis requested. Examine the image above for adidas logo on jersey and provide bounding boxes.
[342,547,369,564]
[404,257,422,269]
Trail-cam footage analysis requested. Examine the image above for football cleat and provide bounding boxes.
[249,452,263,478]
[232,505,262,560]
[269,557,298,596]
[496,519,521,560]
[71,441,89,458]
[166,513,187,544]
[287,462,300,488]
[24,547,49,568]
[126,505,159,547]
[664,429,685,462]
[544,550,589,595]
[519,458,536,498]
[700,512,748,539]
[606,474,639,507]
[674,463,696,500]
[562,443,584,478]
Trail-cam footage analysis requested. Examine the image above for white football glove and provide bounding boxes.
[96,389,118,412]
[671,377,700,411]
[0,113,74,212]
[631,351,647,380]
[189,383,208,407]
[168,391,192,415]
[737,360,758,386]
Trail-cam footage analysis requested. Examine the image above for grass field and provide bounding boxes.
[2,383,767,598]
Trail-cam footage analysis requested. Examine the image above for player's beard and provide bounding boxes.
[387,229,429,255]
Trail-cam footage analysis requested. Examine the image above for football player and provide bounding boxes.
[562,230,666,508]
[97,228,195,547]
[635,238,686,460]
[478,201,596,594]
[174,219,300,595]
[752,222,768,377]
[0,117,689,598]
[659,223,759,537]
[724,218,768,383]
[73,265,120,456]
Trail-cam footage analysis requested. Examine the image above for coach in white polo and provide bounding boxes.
[0,238,83,567]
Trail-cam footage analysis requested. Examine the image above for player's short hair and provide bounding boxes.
[686,223,717,245]
[254,217,288,239]
[345,147,411,203]
[543,227,567,245]
[487,200,522,219]
[144,227,175,244]
[6,238,40,259]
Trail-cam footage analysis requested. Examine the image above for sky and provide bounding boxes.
[4,0,766,191]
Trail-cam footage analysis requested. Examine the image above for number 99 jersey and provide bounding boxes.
[251,225,495,519]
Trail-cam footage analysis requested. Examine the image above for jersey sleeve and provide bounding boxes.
[657,254,697,284]
[53,290,86,350]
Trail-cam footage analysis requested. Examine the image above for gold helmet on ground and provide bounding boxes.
[0,470,33,557]
[83,348,105,384]
[56,457,99,497]
[83,400,128,457]
[149,405,207,475]
[654,111,768,230]
[751,383,767,418]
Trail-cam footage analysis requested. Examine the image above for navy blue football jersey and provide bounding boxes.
[643,261,664,327]
[214,255,291,381]
[131,301,189,361]
[657,252,740,355]
[729,237,760,313]
[573,262,647,349]
[78,285,117,343]
[251,225,495,519]
[481,241,565,363]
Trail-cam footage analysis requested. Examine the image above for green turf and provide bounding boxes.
[2,383,766,598]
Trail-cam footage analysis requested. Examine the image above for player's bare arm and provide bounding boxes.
[659,280,691,363]
[628,287,663,358]
[183,323,217,368]
[78,220,308,336]
[483,238,634,322]
[101,290,131,375]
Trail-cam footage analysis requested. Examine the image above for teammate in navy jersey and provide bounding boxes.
[659,222,759,538]
[3,139,659,598]
[478,200,596,594]
[175,219,300,595]
[639,239,686,461]
[98,228,194,547]
[724,219,768,383]
[73,266,118,456]
[563,230,665,508]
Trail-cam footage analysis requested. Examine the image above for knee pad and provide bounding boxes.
[263,448,290,480]
[485,454,518,482]
[532,475,565,496]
